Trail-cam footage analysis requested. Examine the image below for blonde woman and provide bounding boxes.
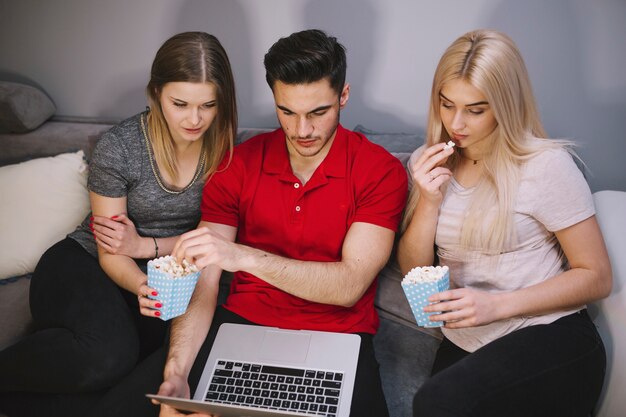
[398,29,611,417]
[0,32,237,417]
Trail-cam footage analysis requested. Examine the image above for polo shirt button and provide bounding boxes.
[294,183,300,189]
[295,206,301,212]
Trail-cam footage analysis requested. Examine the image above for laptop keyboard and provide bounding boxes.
[205,359,343,416]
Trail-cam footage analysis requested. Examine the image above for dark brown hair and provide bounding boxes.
[264,29,346,96]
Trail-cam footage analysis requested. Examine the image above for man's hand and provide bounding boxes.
[153,374,215,417]
[172,226,245,272]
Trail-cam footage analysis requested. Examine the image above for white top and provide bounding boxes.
[408,146,595,352]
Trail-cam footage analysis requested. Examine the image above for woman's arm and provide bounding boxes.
[92,213,180,259]
[499,215,612,317]
[91,213,173,259]
[397,143,454,274]
[90,192,149,295]
[397,195,442,273]
[427,216,612,328]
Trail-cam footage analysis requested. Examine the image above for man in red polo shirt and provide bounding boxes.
[157,29,407,417]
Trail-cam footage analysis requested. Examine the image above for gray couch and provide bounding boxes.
[3,118,626,417]
[0,119,440,417]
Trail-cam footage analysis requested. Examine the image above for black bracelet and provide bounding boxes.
[152,237,159,259]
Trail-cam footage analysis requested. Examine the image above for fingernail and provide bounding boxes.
[90,216,94,221]
[155,311,161,317]
[89,223,93,230]
[111,215,118,220]
[151,291,158,296]
[155,302,162,308]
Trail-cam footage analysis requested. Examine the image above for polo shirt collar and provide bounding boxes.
[262,124,348,179]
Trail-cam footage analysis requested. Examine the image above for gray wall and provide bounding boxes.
[1,0,624,191]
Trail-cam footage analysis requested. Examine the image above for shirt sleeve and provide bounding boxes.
[353,150,409,232]
[529,148,595,232]
[88,129,130,198]
[201,152,242,227]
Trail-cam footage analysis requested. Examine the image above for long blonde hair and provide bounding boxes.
[145,32,237,183]
[403,29,571,254]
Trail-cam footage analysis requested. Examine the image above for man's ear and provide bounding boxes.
[339,83,350,109]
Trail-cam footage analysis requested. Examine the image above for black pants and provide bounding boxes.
[86,306,390,417]
[0,238,167,417]
[413,310,606,417]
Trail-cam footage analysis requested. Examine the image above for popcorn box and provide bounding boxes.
[147,257,200,321]
[401,266,450,328]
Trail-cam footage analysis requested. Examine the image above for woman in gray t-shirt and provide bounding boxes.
[0,32,237,414]
[398,30,610,417]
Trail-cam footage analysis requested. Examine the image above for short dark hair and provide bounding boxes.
[264,29,347,96]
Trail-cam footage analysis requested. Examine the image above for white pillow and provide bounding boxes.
[0,151,90,279]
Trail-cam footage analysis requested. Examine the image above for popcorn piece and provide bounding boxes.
[149,255,198,278]
[402,265,449,284]
[443,140,455,150]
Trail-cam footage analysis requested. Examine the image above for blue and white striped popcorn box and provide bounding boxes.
[401,269,450,327]
[147,264,200,321]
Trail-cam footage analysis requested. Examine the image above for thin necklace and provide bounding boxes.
[140,112,206,194]
[461,153,482,165]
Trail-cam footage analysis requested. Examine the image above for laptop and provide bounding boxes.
[148,323,361,417]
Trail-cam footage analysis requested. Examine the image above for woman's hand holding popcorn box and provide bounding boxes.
[147,255,200,321]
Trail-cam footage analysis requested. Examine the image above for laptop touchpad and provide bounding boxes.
[259,330,311,363]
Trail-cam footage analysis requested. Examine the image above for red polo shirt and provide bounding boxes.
[201,124,407,334]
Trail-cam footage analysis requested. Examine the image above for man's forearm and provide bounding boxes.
[237,223,395,307]
[174,222,394,308]
[242,247,366,307]
[164,267,220,380]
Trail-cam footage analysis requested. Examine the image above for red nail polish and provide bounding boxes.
[90,216,94,221]
[155,302,162,308]
[151,291,158,296]
[111,215,118,220]
[155,311,161,317]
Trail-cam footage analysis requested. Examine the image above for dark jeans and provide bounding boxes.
[86,306,390,417]
[413,310,606,417]
[0,238,167,417]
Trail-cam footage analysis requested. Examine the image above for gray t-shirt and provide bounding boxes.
[69,112,203,258]
[408,146,595,352]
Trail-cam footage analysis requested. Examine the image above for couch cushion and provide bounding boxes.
[589,190,626,417]
[0,81,56,133]
[0,275,34,350]
[0,121,114,167]
[236,127,274,144]
[0,151,90,280]
[354,125,424,153]
[375,316,440,417]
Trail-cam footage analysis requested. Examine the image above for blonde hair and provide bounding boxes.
[145,32,237,183]
[403,29,571,254]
